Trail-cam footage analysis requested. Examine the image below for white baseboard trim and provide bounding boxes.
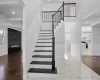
[23,74,28,80]
[0,53,8,56]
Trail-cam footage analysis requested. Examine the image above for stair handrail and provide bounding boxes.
[51,2,65,71]
[53,2,64,21]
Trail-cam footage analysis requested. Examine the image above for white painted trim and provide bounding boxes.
[28,73,57,78]
[32,58,52,61]
[30,64,52,69]
[0,53,7,56]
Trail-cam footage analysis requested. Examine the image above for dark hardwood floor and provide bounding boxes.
[82,56,100,76]
[0,50,22,80]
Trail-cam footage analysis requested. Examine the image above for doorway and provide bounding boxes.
[8,28,22,80]
[8,28,21,53]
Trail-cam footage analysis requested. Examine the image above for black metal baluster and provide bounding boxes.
[63,2,64,21]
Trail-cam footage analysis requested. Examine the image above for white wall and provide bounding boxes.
[22,0,42,80]
[41,23,52,30]
[22,12,42,80]
[22,0,42,28]
[64,21,81,61]
[77,0,100,20]
[43,3,62,11]
[92,25,100,56]
[0,25,8,56]
[22,0,43,79]
[0,20,22,31]
[65,22,72,56]
[71,22,81,61]
[55,22,65,74]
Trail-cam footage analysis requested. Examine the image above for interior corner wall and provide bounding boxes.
[92,25,100,56]
[0,26,8,56]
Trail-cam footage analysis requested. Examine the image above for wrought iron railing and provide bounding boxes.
[42,11,61,22]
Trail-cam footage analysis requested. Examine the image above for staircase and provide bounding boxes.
[28,30,57,77]
[28,2,76,78]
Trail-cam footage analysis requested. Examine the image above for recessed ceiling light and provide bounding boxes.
[12,12,15,14]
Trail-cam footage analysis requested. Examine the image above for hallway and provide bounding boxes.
[0,51,22,80]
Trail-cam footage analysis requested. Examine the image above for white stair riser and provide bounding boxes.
[39,34,52,36]
[35,47,52,50]
[34,52,52,55]
[38,37,52,39]
[37,40,52,42]
[32,58,52,61]
[30,64,52,69]
[40,31,52,33]
[36,43,52,46]
[37,39,52,41]
[28,73,56,78]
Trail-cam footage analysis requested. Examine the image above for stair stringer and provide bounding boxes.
[54,20,64,32]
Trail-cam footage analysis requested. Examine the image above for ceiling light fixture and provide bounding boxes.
[48,0,50,1]
[12,12,15,14]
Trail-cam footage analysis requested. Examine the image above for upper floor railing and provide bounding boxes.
[42,3,76,23]
[42,11,61,22]
[53,2,76,28]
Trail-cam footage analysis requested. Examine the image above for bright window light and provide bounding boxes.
[65,53,68,60]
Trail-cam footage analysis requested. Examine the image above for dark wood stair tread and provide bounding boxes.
[36,42,52,43]
[39,33,52,34]
[38,38,52,40]
[35,46,52,47]
[30,61,52,65]
[33,55,52,58]
[39,35,52,36]
[34,50,52,52]
[40,30,52,31]
[28,68,57,74]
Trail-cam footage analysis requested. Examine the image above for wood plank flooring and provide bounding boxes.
[0,50,22,80]
[82,56,100,76]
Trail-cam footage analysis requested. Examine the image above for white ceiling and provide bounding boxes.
[0,0,23,19]
[0,0,24,30]
[0,6,23,19]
